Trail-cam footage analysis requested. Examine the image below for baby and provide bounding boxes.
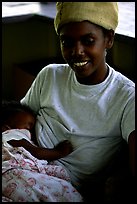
[2,100,73,161]
[2,101,83,201]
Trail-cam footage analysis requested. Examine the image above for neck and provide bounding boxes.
[76,64,109,85]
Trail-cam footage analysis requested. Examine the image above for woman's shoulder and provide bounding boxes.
[106,65,135,101]
[109,65,135,90]
[35,64,72,85]
[41,63,70,73]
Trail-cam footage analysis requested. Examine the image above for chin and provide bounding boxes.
[75,69,93,78]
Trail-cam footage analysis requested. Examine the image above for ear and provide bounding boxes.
[105,29,115,49]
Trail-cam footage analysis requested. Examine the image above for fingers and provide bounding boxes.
[61,140,71,144]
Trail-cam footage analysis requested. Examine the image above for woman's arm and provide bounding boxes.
[128,130,136,177]
[8,139,73,161]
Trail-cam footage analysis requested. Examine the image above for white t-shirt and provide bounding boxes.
[21,63,135,188]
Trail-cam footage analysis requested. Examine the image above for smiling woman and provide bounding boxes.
[20,2,135,202]
[2,2,135,203]
[59,21,113,84]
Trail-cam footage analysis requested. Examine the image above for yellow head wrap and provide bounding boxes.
[54,2,118,34]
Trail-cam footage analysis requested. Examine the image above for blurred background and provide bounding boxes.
[2,2,135,100]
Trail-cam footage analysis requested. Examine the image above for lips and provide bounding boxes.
[73,61,88,67]
[73,61,89,68]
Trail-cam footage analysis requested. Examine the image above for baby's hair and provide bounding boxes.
[2,100,37,127]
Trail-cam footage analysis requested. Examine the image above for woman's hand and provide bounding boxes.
[54,140,73,157]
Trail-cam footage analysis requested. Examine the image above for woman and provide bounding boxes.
[3,2,135,202]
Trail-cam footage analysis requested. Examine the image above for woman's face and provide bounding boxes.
[59,21,113,85]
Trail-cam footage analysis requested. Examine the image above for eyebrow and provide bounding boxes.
[81,33,96,38]
[59,32,95,39]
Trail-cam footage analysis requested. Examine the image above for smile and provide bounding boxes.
[73,61,88,68]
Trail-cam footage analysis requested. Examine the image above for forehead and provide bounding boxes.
[13,111,35,121]
[59,21,102,37]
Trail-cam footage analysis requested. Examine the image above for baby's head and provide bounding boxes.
[2,100,36,132]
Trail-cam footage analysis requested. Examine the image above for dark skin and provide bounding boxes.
[8,139,73,161]
[59,21,114,85]
[3,111,73,161]
[59,21,135,177]
[128,130,136,177]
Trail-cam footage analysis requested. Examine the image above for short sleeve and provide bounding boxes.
[121,92,135,142]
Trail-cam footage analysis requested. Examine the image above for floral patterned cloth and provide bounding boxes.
[2,146,83,202]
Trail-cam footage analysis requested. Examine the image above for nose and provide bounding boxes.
[72,41,84,56]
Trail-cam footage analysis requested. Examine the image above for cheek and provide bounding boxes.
[14,123,24,129]
[60,45,65,54]
[60,48,69,61]
[89,48,105,61]
[60,44,71,58]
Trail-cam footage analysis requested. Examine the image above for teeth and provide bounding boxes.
[73,61,88,67]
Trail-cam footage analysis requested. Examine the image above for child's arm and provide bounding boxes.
[7,139,73,161]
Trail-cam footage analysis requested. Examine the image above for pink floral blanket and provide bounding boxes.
[2,146,83,202]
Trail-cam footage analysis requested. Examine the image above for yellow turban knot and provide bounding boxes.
[54,2,118,34]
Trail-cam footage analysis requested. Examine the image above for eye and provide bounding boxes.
[82,37,94,46]
[60,37,74,48]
